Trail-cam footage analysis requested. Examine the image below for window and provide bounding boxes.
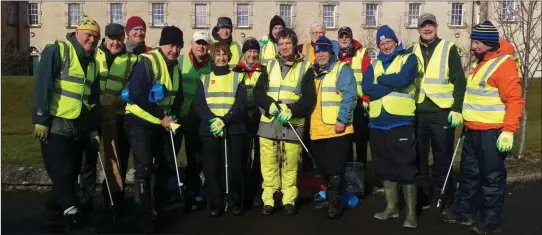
[152,3,165,27]
[364,3,378,27]
[279,4,293,28]
[194,4,208,28]
[450,3,463,26]
[322,5,336,29]
[28,3,40,26]
[500,1,516,22]
[110,3,123,25]
[7,2,16,25]
[236,4,250,28]
[407,3,421,27]
[68,3,81,28]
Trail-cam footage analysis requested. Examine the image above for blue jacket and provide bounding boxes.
[314,56,357,124]
[362,53,418,130]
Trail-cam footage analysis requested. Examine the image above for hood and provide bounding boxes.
[352,39,363,50]
[482,39,515,61]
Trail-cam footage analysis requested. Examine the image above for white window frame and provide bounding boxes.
[7,2,16,25]
[320,2,339,30]
[278,3,295,28]
[362,3,380,28]
[192,3,210,29]
[234,3,252,29]
[150,2,166,27]
[500,0,517,22]
[27,2,41,27]
[67,3,82,28]
[109,3,124,25]
[406,2,422,28]
[449,3,465,27]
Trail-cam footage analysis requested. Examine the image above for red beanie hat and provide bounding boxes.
[125,16,146,33]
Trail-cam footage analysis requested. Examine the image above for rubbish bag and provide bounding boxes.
[344,162,365,197]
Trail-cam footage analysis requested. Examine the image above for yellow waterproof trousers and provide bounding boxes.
[260,137,301,206]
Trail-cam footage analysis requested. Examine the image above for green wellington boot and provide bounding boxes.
[402,184,418,228]
[374,181,399,220]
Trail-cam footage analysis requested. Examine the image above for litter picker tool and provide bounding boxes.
[223,128,230,212]
[97,151,116,222]
[169,126,184,199]
[437,128,464,209]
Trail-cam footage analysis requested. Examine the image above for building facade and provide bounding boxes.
[1,1,540,75]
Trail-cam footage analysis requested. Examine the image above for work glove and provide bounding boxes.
[209,118,225,134]
[215,129,224,138]
[269,103,280,116]
[169,115,177,121]
[448,111,463,128]
[33,124,49,141]
[170,123,181,133]
[277,106,293,124]
[90,131,100,149]
[496,131,514,152]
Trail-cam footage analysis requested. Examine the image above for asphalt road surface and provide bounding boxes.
[2,180,542,235]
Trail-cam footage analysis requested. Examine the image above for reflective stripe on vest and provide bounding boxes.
[462,54,509,124]
[49,40,97,119]
[414,40,455,108]
[351,48,367,97]
[260,59,311,125]
[260,42,277,64]
[202,72,243,117]
[369,54,417,118]
[96,48,137,102]
[319,62,351,125]
[125,49,180,124]
[302,43,315,63]
[178,54,212,117]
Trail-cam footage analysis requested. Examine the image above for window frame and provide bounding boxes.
[320,2,340,30]
[234,2,252,29]
[192,2,210,29]
[27,2,41,28]
[109,3,124,25]
[67,3,82,28]
[150,2,166,28]
[500,0,517,23]
[278,3,295,29]
[449,2,465,27]
[406,2,422,28]
[362,3,380,28]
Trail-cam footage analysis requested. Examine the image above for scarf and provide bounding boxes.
[378,41,404,64]
[339,42,356,59]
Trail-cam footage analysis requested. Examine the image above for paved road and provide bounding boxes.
[2,180,542,235]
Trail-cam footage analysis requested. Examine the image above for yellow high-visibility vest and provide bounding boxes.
[301,43,315,63]
[260,59,311,125]
[413,40,455,108]
[318,61,352,124]
[49,40,98,119]
[201,72,245,116]
[350,48,367,97]
[95,48,138,105]
[260,41,277,65]
[369,54,417,118]
[178,54,212,117]
[125,49,181,124]
[462,54,511,124]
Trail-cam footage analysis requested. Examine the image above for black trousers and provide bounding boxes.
[79,115,131,202]
[242,136,261,207]
[42,133,88,211]
[174,116,202,195]
[454,129,507,227]
[415,111,456,205]
[370,126,417,184]
[201,134,245,209]
[312,135,352,176]
[352,103,370,165]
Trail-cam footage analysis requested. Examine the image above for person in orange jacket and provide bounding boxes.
[440,21,524,235]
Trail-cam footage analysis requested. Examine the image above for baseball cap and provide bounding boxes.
[418,13,437,27]
[105,23,125,37]
[192,31,212,44]
[338,26,352,36]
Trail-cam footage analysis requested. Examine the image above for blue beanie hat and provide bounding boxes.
[376,25,398,45]
[314,36,333,54]
[470,20,499,46]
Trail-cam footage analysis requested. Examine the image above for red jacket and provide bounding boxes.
[337,39,371,104]
[464,40,524,133]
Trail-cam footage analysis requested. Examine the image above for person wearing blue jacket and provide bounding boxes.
[309,36,357,219]
[362,25,420,229]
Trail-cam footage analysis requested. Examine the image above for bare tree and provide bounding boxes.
[489,1,542,159]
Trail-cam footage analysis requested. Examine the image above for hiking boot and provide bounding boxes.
[261,205,274,215]
[253,196,264,209]
[470,223,502,234]
[232,206,244,216]
[209,207,224,217]
[314,200,329,211]
[440,209,474,226]
[327,175,343,219]
[283,204,297,215]
[374,181,399,220]
[402,184,418,228]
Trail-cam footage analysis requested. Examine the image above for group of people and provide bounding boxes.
[31,12,524,235]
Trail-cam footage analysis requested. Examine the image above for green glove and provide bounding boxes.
[269,103,280,116]
[216,129,224,138]
[496,131,514,152]
[448,111,463,128]
[90,131,100,149]
[277,107,292,124]
[33,124,49,141]
[169,115,177,121]
[210,118,225,133]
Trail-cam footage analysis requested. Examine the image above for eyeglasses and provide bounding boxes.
[311,31,325,36]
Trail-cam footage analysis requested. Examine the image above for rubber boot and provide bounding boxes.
[314,178,329,211]
[134,178,156,234]
[402,184,418,228]
[374,181,399,220]
[327,175,343,219]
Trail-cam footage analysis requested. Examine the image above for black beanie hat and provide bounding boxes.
[269,15,286,32]
[242,38,260,54]
[159,26,184,47]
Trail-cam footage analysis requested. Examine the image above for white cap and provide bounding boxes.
[192,31,212,44]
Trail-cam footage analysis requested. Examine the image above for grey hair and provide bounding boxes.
[310,22,325,31]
